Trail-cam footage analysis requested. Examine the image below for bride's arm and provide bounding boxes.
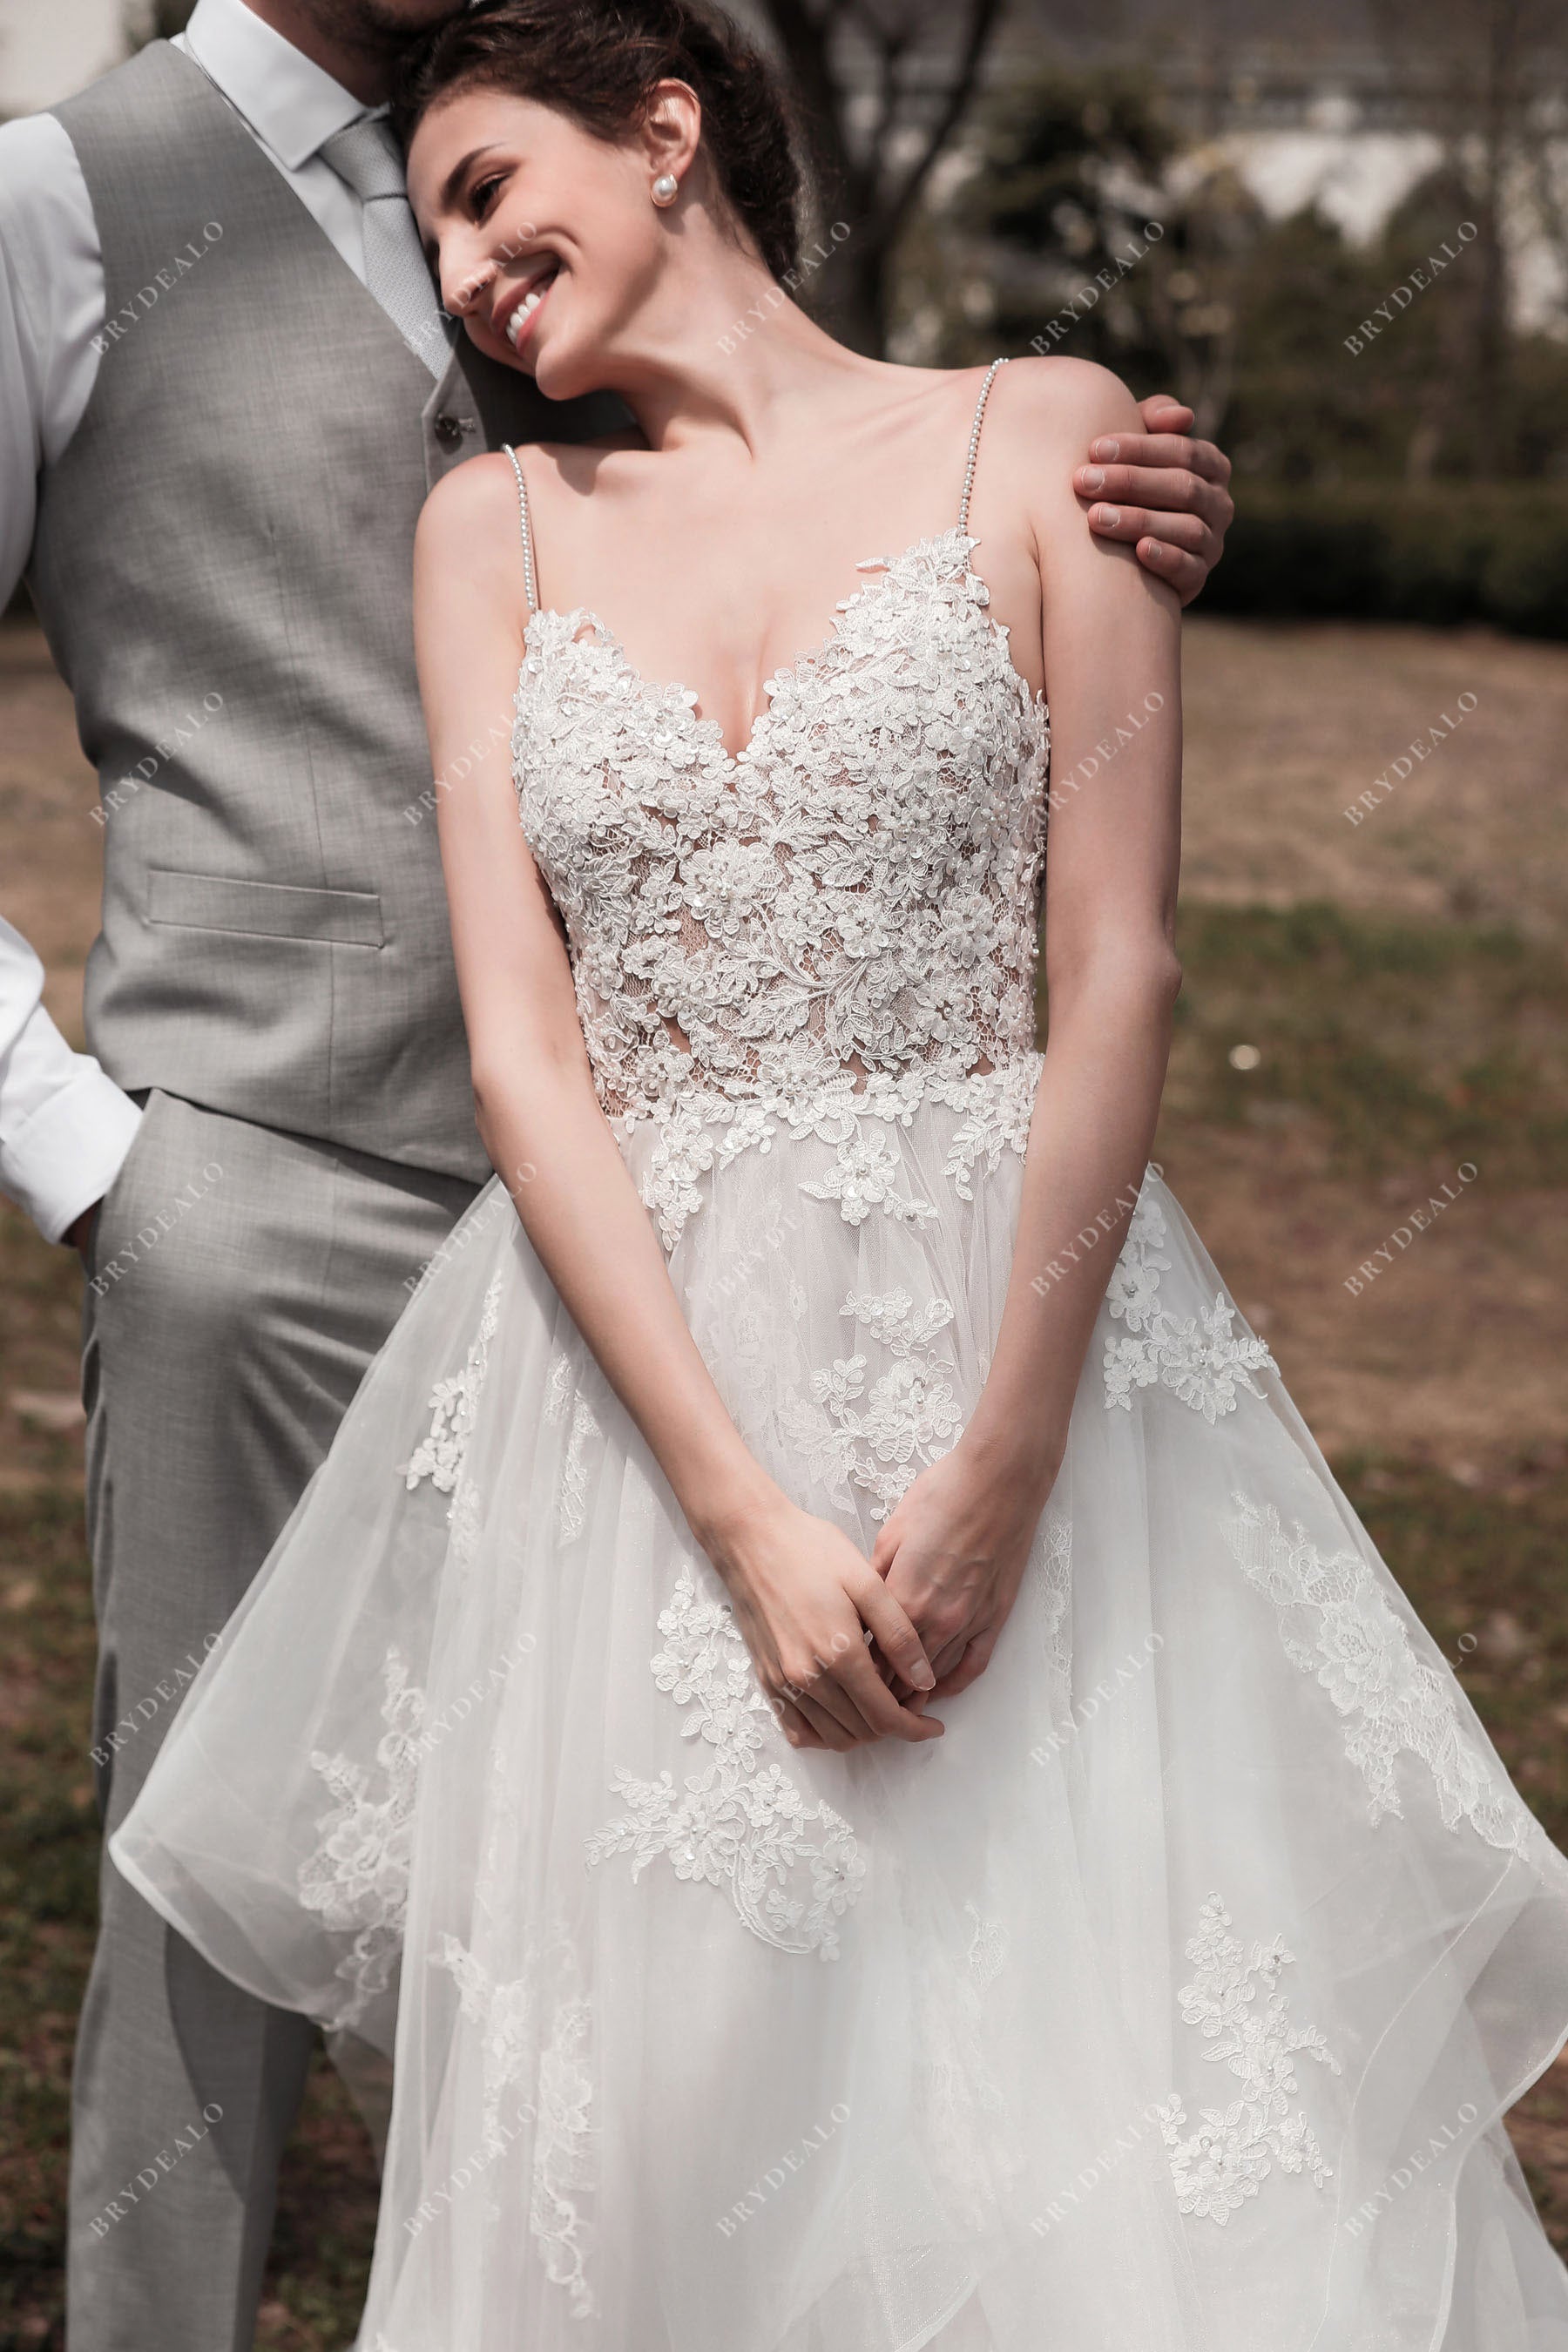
[876,359,1182,1701]
[412,456,940,1750]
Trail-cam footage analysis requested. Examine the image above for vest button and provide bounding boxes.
[434,413,464,448]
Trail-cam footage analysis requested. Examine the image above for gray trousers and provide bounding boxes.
[71,1089,476,2352]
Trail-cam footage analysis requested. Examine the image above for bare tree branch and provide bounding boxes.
[755,0,1007,349]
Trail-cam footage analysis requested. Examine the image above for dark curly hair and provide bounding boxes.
[389,0,804,283]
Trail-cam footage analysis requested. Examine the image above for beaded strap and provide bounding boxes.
[957,357,1010,535]
[500,443,539,615]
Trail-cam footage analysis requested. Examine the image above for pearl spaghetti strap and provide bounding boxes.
[500,443,539,615]
[958,357,1010,534]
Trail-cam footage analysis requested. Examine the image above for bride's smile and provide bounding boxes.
[499,256,559,349]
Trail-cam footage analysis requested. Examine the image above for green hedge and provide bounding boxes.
[10,490,1567,639]
[1201,487,1568,639]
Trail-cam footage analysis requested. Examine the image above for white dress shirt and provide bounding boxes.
[0,0,399,1241]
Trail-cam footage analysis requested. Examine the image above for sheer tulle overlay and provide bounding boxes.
[114,375,1568,2347]
[114,1137,1568,2352]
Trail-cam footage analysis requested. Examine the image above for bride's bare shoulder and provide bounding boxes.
[970,359,1147,564]
[983,355,1144,460]
[416,431,642,553]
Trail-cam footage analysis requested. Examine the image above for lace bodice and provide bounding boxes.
[506,365,1051,1139]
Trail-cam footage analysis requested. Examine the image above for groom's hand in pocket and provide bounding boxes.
[68,1202,102,1264]
[1073,394,1233,605]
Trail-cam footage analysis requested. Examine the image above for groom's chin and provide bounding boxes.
[342,0,465,44]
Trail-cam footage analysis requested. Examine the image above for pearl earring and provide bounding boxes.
[652,173,679,207]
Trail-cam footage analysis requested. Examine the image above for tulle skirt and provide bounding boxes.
[112,1077,1568,2350]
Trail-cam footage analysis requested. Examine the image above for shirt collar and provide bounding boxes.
[180,0,371,172]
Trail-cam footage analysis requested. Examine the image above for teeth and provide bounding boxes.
[504,271,556,348]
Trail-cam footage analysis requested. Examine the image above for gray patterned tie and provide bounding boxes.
[319,115,452,379]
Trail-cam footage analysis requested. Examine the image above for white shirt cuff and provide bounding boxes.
[2,1064,143,1244]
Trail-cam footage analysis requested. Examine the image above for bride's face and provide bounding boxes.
[408,85,693,399]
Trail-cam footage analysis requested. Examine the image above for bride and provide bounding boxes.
[112,2,1568,2345]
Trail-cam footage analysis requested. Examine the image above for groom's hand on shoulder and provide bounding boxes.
[1072,395,1233,607]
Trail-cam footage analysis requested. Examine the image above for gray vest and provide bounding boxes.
[30,42,613,1181]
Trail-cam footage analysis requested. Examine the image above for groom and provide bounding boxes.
[0,0,1235,2344]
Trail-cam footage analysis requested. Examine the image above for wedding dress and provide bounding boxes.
[113,362,1568,2351]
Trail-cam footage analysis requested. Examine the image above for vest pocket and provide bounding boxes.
[145,868,384,948]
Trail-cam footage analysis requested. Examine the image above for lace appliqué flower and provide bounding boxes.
[965,1901,1009,1990]
[634,1097,780,1251]
[431,1933,596,2318]
[942,1058,1040,1200]
[797,1122,936,1229]
[298,1646,426,2031]
[1033,1511,1073,1682]
[404,1274,503,1497]
[544,1350,602,1543]
[629,1061,1040,1251]
[586,1567,865,1958]
[1104,1191,1274,1422]
[1224,1494,1532,1854]
[781,1288,963,1520]
[1154,1894,1342,2224]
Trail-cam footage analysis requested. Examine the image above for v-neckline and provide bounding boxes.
[522,524,1038,774]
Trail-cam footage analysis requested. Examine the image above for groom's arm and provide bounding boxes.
[1073,393,1234,607]
[0,114,144,1251]
[0,918,142,1247]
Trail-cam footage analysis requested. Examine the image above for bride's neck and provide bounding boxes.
[603,248,877,456]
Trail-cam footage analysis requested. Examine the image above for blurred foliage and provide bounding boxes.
[1197,486,1568,638]
[943,64,1258,440]
[895,62,1568,495]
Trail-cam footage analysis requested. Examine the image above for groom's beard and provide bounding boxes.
[289,0,465,78]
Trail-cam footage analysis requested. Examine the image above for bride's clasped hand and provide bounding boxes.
[700,1481,943,1752]
[697,1418,1064,1751]
[873,1427,1064,1713]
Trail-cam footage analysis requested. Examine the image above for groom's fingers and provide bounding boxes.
[1081,499,1215,604]
[1084,502,1212,558]
[1097,425,1233,490]
[1138,392,1195,435]
[1075,457,1230,523]
[1074,428,1234,606]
